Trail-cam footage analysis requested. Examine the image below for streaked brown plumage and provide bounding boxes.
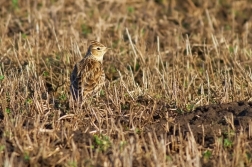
[70,41,109,101]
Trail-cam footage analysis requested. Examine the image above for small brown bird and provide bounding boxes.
[70,41,109,101]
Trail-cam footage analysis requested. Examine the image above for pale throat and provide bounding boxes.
[92,53,104,62]
[95,55,104,62]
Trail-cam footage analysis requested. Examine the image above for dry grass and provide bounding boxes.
[1,0,252,166]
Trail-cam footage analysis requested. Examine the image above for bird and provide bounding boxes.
[70,41,109,102]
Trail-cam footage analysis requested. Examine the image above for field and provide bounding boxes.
[1,0,252,166]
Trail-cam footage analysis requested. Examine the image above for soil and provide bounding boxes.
[174,101,252,147]
[65,98,252,149]
[136,99,252,147]
[2,96,251,165]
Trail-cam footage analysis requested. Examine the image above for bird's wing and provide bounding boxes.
[70,62,81,100]
[70,58,104,99]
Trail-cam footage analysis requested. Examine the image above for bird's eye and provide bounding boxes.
[97,47,100,50]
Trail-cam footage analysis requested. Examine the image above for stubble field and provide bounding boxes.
[1,0,252,166]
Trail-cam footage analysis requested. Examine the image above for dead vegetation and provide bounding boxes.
[1,0,252,166]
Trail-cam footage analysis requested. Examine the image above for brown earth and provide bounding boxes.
[1,96,252,166]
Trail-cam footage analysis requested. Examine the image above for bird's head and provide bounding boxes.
[86,41,109,62]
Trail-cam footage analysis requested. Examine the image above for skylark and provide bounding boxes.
[70,41,109,101]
